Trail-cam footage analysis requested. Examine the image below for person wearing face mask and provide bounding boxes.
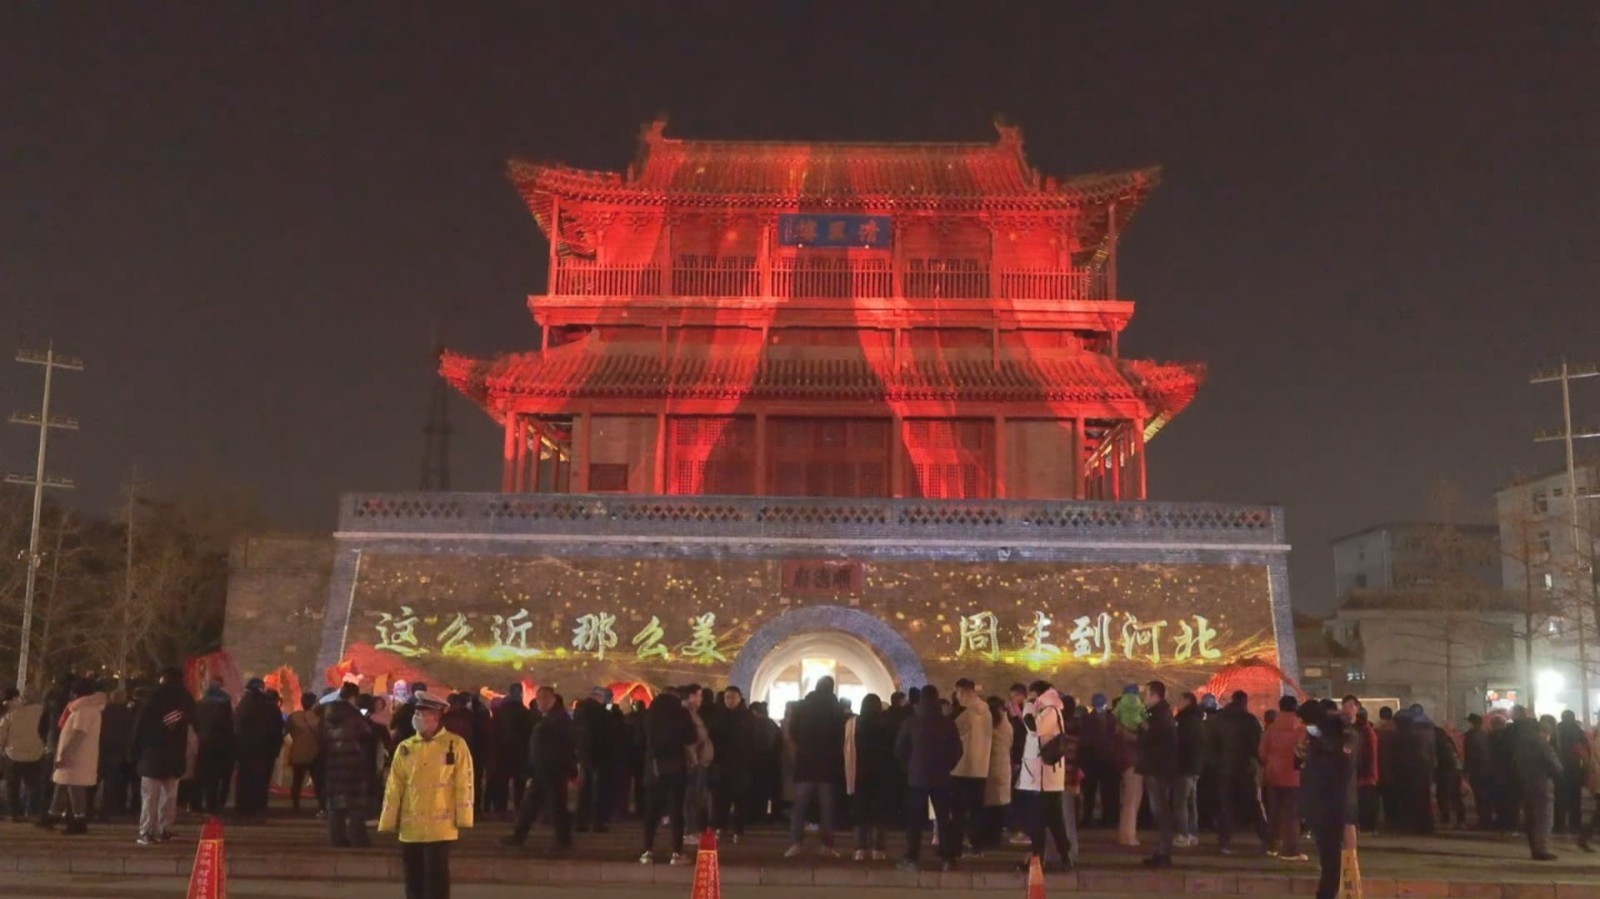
[379,692,475,899]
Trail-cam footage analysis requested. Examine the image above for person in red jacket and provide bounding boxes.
[1349,701,1380,833]
[1259,695,1307,861]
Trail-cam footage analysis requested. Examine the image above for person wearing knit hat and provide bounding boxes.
[379,689,474,899]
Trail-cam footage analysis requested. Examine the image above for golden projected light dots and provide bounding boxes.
[357,557,1270,678]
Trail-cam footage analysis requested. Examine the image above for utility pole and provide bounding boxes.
[1533,358,1600,724]
[117,465,142,682]
[5,343,82,689]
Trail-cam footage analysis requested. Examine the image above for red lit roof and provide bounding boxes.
[509,118,1160,259]
[441,341,1202,436]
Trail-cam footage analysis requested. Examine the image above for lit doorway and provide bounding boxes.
[749,631,897,721]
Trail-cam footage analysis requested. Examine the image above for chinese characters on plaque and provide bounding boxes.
[777,214,892,249]
[781,561,864,596]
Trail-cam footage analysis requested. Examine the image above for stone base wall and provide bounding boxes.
[301,493,1297,701]
[221,534,336,682]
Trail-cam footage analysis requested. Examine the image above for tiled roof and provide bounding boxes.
[441,341,1202,427]
[510,119,1158,204]
[507,119,1160,256]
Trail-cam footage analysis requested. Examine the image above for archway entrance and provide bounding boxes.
[749,631,896,718]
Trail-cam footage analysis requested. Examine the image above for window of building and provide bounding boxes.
[1544,571,1556,592]
[1354,573,1368,589]
[1347,667,1366,683]
[1538,530,1552,555]
[1534,491,1550,514]
[588,463,629,493]
[1553,486,1565,498]
[1484,626,1515,662]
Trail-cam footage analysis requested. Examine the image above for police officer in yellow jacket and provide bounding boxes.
[379,691,474,899]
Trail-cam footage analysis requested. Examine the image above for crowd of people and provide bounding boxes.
[2,668,1598,899]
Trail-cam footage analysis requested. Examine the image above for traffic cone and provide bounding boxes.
[186,816,228,899]
[1338,827,1363,899]
[1025,854,1045,899]
[690,828,720,899]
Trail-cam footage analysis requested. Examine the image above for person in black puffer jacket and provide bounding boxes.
[487,685,532,817]
[1134,681,1179,867]
[1207,690,1267,853]
[573,687,617,835]
[1300,700,1359,899]
[894,685,962,871]
[191,679,234,814]
[320,682,375,847]
[231,677,284,824]
[639,691,697,863]
[504,686,576,851]
[131,668,198,843]
[1174,691,1206,846]
[786,676,847,855]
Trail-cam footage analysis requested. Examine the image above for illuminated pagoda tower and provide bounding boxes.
[441,118,1201,501]
[261,119,1294,712]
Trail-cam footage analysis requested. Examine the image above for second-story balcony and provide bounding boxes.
[552,258,1110,302]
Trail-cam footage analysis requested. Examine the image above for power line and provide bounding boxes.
[6,343,82,689]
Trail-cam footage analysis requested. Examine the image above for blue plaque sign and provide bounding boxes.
[777,214,892,249]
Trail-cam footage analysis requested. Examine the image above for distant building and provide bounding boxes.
[1495,463,1600,716]
[1323,589,1525,723]
[1325,522,1516,721]
[1293,613,1357,699]
[1331,522,1501,597]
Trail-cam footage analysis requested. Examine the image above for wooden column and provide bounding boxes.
[661,217,674,296]
[754,411,769,496]
[1133,417,1148,500]
[572,412,592,494]
[758,222,772,298]
[502,413,517,493]
[1106,201,1118,300]
[1109,428,1124,500]
[891,219,904,298]
[1072,417,1087,500]
[547,195,561,294]
[992,414,1007,499]
[653,412,668,494]
[890,413,906,498]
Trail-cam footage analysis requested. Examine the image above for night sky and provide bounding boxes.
[2,5,1596,614]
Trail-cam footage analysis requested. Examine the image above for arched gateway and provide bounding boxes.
[728,605,928,710]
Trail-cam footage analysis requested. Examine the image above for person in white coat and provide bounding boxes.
[0,689,49,821]
[1016,682,1076,871]
[43,679,105,834]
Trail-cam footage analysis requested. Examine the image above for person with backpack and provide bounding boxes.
[1016,681,1076,871]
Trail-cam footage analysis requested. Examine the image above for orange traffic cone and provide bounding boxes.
[690,828,720,899]
[1025,854,1045,899]
[186,816,228,899]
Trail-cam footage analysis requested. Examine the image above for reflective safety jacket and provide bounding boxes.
[378,729,475,843]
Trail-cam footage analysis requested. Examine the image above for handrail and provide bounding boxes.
[550,261,1112,301]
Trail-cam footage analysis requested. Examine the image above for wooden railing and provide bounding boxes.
[671,264,759,297]
[997,269,1105,301]
[551,263,1111,300]
[553,262,661,296]
[772,258,893,298]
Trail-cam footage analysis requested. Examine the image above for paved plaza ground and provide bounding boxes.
[6,812,1600,898]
